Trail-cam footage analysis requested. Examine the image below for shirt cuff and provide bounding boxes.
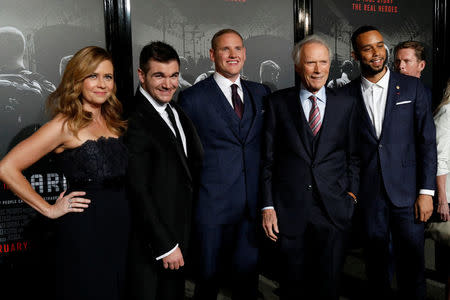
[156,244,178,261]
[419,189,435,196]
[262,206,274,211]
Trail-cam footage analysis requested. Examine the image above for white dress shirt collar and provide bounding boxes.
[213,72,244,107]
[299,84,327,123]
[299,84,327,104]
[213,72,242,90]
[139,85,168,113]
[138,85,188,156]
[361,67,390,91]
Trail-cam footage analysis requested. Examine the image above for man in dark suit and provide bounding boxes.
[341,26,436,300]
[178,29,270,300]
[125,41,203,300]
[260,35,359,300]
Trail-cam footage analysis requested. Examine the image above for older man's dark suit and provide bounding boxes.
[341,71,436,299]
[125,90,203,300]
[261,86,359,299]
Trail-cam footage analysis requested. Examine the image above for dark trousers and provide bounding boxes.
[363,182,425,300]
[193,218,259,300]
[128,237,185,300]
[279,199,349,300]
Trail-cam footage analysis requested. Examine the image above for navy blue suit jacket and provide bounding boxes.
[341,71,437,211]
[260,87,360,235]
[179,75,270,225]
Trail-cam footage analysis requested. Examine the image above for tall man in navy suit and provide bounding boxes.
[341,26,436,300]
[261,35,359,299]
[178,29,270,300]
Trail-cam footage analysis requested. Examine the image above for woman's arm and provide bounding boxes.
[0,117,90,219]
[436,174,450,221]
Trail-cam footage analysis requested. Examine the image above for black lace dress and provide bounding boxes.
[55,137,130,300]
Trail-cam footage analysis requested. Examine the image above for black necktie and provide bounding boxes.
[165,105,185,154]
[231,84,244,119]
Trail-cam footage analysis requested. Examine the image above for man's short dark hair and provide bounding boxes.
[394,41,426,62]
[139,41,180,74]
[351,25,380,52]
[211,29,244,50]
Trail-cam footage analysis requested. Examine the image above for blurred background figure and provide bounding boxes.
[0,26,55,157]
[327,59,353,89]
[259,59,280,92]
[59,55,73,77]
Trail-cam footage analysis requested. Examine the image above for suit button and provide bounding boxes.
[307,185,312,190]
[311,163,315,168]
[379,144,383,149]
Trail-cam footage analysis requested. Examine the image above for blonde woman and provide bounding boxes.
[432,77,450,300]
[0,46,129,300]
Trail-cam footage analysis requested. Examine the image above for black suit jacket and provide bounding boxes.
[261,87,359,235]
[125,90,203,258]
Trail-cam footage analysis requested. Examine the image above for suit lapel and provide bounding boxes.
[379,72,400,141]
[286,88,313,160]
[315,89,335,161]
[205,77,242,142]
[172,103,201,181]
[240,80,257,144]
[137,91,193,181]
[351,78,378,139]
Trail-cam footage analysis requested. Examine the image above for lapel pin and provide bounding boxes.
[396,85,400,90]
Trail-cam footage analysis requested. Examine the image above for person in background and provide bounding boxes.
[394,40,431,101]
[394,41,426,79]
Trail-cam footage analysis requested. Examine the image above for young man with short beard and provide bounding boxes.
[341,25,437,300]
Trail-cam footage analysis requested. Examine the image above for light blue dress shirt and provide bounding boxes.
[299,84,327,123]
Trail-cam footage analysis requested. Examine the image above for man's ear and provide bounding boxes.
[209,48,215,63]
[418,60,426,73]
[351,51,359,61]
[137,68,145,84]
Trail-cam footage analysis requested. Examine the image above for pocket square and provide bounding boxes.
[396,100,412,105]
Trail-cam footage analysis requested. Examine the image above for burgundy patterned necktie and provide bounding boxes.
[231,84,243,119]
[308,95,321,136]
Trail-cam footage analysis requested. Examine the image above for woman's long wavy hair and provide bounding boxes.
[435,77,450,115]
[47,46,127,137]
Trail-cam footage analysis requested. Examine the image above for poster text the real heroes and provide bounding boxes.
[352,0,398,14]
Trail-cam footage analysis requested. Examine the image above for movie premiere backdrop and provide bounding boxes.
[313,0,433,90]
[0,0,105,279]
[130,0,295,95]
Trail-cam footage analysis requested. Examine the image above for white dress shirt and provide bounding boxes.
[213,72,244,107]
[139,86,184,259]
[360,68,390,139]
[435,103,450,203]
[360,69,434,196]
